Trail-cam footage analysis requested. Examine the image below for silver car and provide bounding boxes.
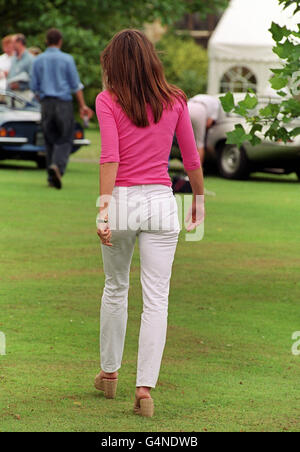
[171,94,300,180]
[205,94,300,180]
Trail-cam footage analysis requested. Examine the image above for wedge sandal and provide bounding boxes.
[94,373,118,399]
[133,396,154,417]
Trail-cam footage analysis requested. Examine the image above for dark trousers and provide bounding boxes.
[41,98,74,182]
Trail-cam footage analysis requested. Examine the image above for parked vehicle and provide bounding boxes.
[171,94,300,180]
[0,89,90,168]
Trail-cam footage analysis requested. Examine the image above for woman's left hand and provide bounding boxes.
[185,195,205,232]
[97,219,113,247]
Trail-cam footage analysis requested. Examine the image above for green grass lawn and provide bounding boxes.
[1,131,300,432]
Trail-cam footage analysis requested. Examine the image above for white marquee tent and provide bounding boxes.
[208,0,300,95]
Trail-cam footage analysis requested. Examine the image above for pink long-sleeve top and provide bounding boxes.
[96,90,201,187]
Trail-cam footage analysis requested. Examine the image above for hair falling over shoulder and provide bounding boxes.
[100,29,187,127]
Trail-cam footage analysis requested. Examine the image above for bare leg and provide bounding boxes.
[136,386,151,399]
[100,370,118,379]
[197,146,205,165]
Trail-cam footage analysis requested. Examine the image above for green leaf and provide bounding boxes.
[249,135,262,146]
[220,92,235,113]
[290,127,300,137]
[259,103,280,117]
[248,124,263,146]
[273,40,296,59]
[238,93,258,110]
[265,120,280,140]
[271,68,284,75]
[226,124,252,147]
[250,124,263,134]
[277,90,288,97]
[270,75,289,90]
[269,22,289,42]
[277,127,290,143]
[281,99,300,116]
[234,105,248,117]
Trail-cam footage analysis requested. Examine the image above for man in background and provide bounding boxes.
[7,34,34,101]
[30,28,93,189]
[0,35,14,90]
[188,94,224,165]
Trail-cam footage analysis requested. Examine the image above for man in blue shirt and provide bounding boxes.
[31,28,93,189]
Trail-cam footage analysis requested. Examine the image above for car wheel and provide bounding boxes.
[217,144,250,180]
[36,156,47,169]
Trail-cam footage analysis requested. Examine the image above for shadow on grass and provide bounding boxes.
[203,168,299,184]
[173,163,299,184]
[0,161,89,174]
[249,175,299,184]
[0,162,38,171]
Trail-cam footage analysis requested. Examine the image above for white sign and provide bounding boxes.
[292,331,300,356]
[0,332,6,356]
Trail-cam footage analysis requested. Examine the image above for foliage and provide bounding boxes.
[157,32,208,97]
[0,0,227,107]
[220,0,300,146]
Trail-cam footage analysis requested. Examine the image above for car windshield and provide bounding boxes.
[0,91,40,112]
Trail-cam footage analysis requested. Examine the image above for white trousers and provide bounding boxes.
[100,184,180,388]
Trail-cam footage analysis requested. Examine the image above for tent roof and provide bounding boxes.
[209,0,300,63]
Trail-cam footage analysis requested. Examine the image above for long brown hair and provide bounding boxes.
[101,29,187,127]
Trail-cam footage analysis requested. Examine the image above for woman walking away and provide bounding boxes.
[95,29,204,417]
